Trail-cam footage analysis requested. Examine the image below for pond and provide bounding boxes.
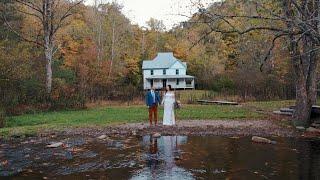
[0,135,319,179]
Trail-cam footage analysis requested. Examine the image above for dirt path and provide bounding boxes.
[59,119,298,137]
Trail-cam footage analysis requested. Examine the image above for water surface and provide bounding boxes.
[0,135,319,179]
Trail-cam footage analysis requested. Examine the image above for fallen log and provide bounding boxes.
[306,127,320,133]
[197,100,238,105]
[273,111,293,116]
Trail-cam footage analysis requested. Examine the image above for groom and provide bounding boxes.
[146,86,161,126]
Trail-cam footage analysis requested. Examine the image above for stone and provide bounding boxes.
[152,133,161,138]
[46,142,63,148]
[306,127,320,133]
[230,136,240,139]
[97,135,107,139]
[132,130,137,136]
[296,126,305,131]
[252,136,276,144]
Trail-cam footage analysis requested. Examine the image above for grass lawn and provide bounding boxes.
[0,104,263,137]
[246,100,295,112]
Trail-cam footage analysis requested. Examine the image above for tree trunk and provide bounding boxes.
[45,46,53,94]
[0,107,4,128]
[43,0,54,94]
[294,73,312,126]
[109,20,115,77]
[44,35,53,94]
[293,42,318,126]
[283,0,319,127]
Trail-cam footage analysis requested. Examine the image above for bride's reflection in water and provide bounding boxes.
[131,135,193,180]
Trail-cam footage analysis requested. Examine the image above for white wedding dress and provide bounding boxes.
[162,92,175,126]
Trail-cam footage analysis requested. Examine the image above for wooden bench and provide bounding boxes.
[274,105,320,117]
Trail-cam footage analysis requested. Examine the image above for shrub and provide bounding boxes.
[0,108,5,128]
[211,75,235,92]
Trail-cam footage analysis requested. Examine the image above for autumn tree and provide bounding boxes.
[1,0,84,94]
[192,0,320,126]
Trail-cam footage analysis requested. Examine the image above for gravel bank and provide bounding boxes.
[58,120,298,137]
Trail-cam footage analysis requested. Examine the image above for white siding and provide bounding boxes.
[143,69,164,77]
[168,61,186,75]
[170,61,186,69]
[142,60,194,90]
[166,68,186,76]
[144,68,186,77]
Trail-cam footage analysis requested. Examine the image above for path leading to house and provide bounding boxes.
[60,120,298,137]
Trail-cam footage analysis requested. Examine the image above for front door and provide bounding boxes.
[162,79,167,88]
[150,79,154,88]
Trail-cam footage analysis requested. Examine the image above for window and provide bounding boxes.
[150,79,154,87]
[186,79,192,85]
[176,69,179,75]
[176,79,180,85]
[151,70,154,75]
[163,69,166,75]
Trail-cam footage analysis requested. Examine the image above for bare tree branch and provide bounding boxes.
[0,13,43,46]
[14,0,43,14]
[53,0,84,34]
[260,33,288,71]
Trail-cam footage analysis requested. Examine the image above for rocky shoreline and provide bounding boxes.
[3,120,320,142]
[55,120,300,138]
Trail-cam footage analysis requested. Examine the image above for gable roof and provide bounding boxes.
[142,52,187,69]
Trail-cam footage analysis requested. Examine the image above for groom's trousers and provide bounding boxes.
[149,104,158,125]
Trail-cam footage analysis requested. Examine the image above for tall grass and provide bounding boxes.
[175,90,241,104]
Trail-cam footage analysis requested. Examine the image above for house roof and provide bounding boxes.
[146,75,194,79]
[142,52,187,69]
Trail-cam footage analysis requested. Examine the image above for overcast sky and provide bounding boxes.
[85,0,214,29]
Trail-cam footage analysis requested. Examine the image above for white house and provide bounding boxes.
[142,52,195,90]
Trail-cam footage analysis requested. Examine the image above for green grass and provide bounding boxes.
[0,104,262,137]
[246,100,295,112]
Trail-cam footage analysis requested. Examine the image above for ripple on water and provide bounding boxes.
[0,136,320,179]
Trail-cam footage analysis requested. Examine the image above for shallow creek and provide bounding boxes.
[0,135,319,179]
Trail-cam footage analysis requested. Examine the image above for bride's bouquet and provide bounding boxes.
[174,100,181,109]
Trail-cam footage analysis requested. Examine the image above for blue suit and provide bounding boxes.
[146,90,161,107]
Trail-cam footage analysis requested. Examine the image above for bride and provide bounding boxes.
[161,85,175,126]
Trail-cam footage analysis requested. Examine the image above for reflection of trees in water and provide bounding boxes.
[176,137,234,178]
[131,136,320,179]
[297,140,320,179]
[131,136,193,180]
[176,137,320,179]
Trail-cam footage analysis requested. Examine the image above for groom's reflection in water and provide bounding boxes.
[130,135,193,180]
[149,136,158,154]
[147,136,159,179]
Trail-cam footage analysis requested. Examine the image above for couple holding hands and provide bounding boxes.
[146,85,177,126]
